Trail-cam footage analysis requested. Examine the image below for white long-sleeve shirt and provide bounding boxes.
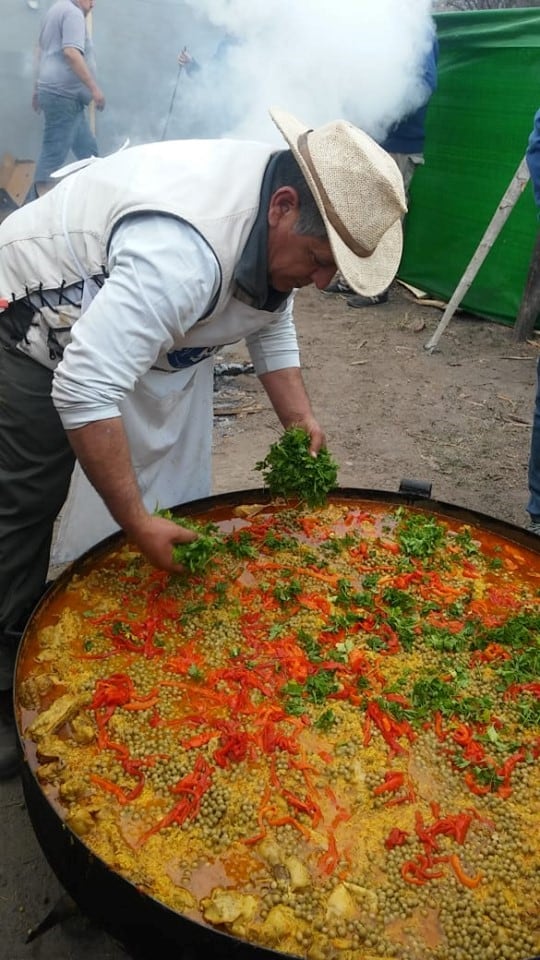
[50,213,299,429]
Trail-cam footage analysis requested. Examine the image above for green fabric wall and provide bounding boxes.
[398,8,540,326]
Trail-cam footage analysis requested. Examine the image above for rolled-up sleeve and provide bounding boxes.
[51,214,220,429]
[245,294,299,375]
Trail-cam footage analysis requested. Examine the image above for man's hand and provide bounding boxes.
[127,514,197,573]
[259,367,326,456]
[32,90,41,113]
[286,414,326,457]
[177,46,193,68]
[91,85,106,110]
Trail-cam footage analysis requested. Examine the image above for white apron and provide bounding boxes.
[51,358,213,563]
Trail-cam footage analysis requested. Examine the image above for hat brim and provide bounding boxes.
[270,107,403,297]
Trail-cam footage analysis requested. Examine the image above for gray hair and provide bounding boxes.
[271,150,327,239]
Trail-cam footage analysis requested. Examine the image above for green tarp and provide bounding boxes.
[398,8,540,327]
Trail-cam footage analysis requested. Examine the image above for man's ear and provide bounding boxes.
[268,186,300,226]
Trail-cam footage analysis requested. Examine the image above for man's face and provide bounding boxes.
[267,188,337,293]
[77,0,95,15]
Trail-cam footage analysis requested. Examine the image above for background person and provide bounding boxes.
[0,110,406,777]
[30,0,105,198]
[525,108,540,535]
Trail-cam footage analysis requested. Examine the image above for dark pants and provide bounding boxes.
[528,357,540,521]
[33,90,98,191]
[0,303,75,689]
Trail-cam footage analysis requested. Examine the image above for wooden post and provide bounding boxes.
[512,232,540,341]
[424,155,530,353]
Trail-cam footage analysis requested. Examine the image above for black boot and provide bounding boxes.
[0,688,20,780]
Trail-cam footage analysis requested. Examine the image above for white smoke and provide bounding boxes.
[176,0,436,144]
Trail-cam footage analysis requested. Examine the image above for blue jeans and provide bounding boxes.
[528,357,540,520]
[33,90,98,188]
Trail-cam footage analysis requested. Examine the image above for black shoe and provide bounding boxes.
[346,290,389,308]
[0,689,20,780]
[321,279,354,297]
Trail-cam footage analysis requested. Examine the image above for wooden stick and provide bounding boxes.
[512,232,540,341]
[87,11,96,136]
[424,155,530,353]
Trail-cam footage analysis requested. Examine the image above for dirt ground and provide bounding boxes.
[1,283,538,959]
[212,283,538,528]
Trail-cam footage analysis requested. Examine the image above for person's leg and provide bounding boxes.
[32,92,82,195]
[527,357,540,531]
[0,304,75,776]
[71,108,98,160]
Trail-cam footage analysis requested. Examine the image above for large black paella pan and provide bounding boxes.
[14,488,540,960]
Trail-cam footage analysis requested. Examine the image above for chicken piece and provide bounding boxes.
[66,806,96,836]
[18,674,57,708]
[70,714,95,745]
[343,881,379,917]
[58,776,87,804]
[259,904,299,945]
[26,692,89,739]
[326,883,358,922]
[36,734,69,763]
[285,855,311,891]
[36,761,61,783]
[201,888,258,926]
[258,837,282,866]
[233,504,266,519]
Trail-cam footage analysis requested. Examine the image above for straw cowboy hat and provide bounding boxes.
[270,107,407,296]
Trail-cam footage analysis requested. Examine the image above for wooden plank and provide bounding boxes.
[512,232,540,341]
[424,155,531,352]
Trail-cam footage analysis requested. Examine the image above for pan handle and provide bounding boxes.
[398,478,433,499]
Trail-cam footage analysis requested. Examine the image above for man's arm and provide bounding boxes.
[63,46,105,108]
[51,215,221,571]
[67,417,195,571]
[258,366,325,455]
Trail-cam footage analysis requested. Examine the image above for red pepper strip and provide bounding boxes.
[259,721,300,755]
[267,815,313,840]
[464,770,491,796]
[318,832,339,875]
[363,714,372,746]
[138,755,213,845]
[91,673,134,709]
[449,854,482,889]
[123,695,159,711]
[373,771,405,796]
[401,860,426,886]
[243,830,267,846]
[379,539,400,554]
[282,789,322,827]
[91,772,144,804]
[331,809,351,829]
[180,731,216,749]
[385,828,409,850]
[452,723,473,746]
[470,642,511,665]
[385,789,416,807]
[213,732,249,768]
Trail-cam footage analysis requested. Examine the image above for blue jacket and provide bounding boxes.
[380,36,439,156]
[526,109,540,210]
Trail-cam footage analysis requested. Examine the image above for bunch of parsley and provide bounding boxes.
[255,427,338,507]
[156,509,224,573]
